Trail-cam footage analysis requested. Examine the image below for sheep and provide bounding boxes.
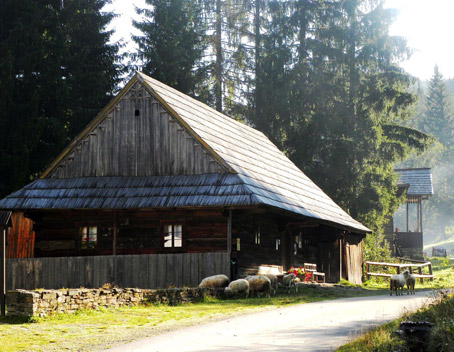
[390,270,411,296]
[224,279,249,298]
[406,273,416,295]
[199,274,229,288]
[282,273,298,294]
[245,275,271,298]
[263,274,278,295]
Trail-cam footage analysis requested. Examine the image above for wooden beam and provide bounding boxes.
[227,210,232,255]
[113,212,118,284]
[1,228,5,316]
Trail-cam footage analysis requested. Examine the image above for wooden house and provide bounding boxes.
[0,72,369,290]
[385,168,433,259]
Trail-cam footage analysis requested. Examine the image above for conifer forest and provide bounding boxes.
[2,0,453,245]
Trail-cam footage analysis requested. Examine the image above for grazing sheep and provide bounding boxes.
[406,273,416,295]
[199,274,229,288]
[264,274,278,295]
[245,275,271,298]
[390,270,411,296]
[224,279,249,298]
[282,273,298,294]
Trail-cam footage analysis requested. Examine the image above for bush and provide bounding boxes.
[363,232,392,263]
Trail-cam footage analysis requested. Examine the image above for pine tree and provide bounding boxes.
[0,0,121,197]
[420,65,454,147]
[133,0,207,98]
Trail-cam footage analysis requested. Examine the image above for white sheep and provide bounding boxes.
[199,274,229,288]
[224,279,249,298]
[406,273,416,295]
[390,270,410,296]
[282,273,298,294]
[245,275,271,298]
[264,274,278,295]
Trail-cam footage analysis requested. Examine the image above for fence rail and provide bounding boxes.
[365,260,433,283]
[5,252,230,290]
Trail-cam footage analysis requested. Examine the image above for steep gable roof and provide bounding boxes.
[137,73,369,233]
[0,72,369,233]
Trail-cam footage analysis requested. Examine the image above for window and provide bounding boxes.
[254,226,261,245]
[163,224,183,248]
[80,226,97,249]
[275,239,280,250]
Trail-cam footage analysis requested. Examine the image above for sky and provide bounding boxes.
[104,0,454,81]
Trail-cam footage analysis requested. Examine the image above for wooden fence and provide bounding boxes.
[5,252,230,290]
[365,260,434,283]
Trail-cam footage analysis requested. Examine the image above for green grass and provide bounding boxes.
[363,257,454,290]
[0,285,380,352]
[336,291,454,352]
[337,257,454,352]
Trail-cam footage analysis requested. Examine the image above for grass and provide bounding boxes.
[2,257,450,352]
[336,290,454,352]
[0,284,380,352]
[337,257,454,352]
[363,256,454,290]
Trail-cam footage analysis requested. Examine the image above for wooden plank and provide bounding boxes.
[77,257,85,288]
[182,253,191,287]
[138,255,149,288]
[115,255,125,287]
[132,255,141,288]
[166,254,175,287]
[157,254,167,288]
[42,257,51,289]
[33,258,42,290]
[93,255,101,288]
[123,255,133,288]
[174,253,183,288]
[67,257,75,289]
[24,258,34,290]
[148,254,157,289]
[205,252,215,277]
[59,257,68,289]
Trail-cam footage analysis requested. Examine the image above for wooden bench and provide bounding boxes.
[304,263,325,283]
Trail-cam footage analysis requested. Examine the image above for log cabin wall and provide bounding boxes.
[7,212,34,258]
[48,82,225,178]
[30,209,227,258]
[232,211,283,276]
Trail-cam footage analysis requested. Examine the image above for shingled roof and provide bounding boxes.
[395,168,433,197]
[0,72,369,233]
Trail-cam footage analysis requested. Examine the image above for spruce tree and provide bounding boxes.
[420,65,454,147]
[0,0,121,197]
[133,0,207,98]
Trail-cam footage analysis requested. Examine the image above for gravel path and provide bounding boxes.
[103,290,434,352]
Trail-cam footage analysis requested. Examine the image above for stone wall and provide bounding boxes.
[6,287,224,317]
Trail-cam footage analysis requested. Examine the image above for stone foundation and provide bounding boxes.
[6,287,224,317]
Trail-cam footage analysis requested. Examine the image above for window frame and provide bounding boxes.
[160,221,185,251]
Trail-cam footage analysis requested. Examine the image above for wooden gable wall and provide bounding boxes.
[48,82,226,178]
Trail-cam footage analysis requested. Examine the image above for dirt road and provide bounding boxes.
[103,291,434,352]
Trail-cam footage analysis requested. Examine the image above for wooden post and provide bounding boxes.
[113,212,118,284]
[227,210,232,255]
[406,201,409,232]
[227,210,232,280]
[366,262,370,280]
[281,230,289,271]
[419,197,423,233]
[1,228,6,316]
